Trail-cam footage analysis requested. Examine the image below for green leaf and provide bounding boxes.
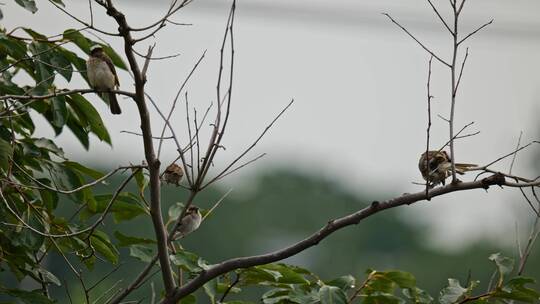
[50,0,64,6]
[493,276,540,303]
[57,48,89,83]
[489,253,514,282]
[50,96,68,130]
[242,264,309,286]
[384,271,416,289]
[36,268,61,286]
[38,186,59,211]
[0,33,28,60]
[217,282,241,294]
[168,202,185,221]
[262,288,291,304]
[319,285,347,304]
[33,137,65,158]
[204,279,218,304]
[82,193,146,223]
[326,275,356,291]
[67,94,111,144]
[63,161,104,180]
[402,287,434,304]
[19,210,45,250]
[180,294,197,304]
[28,42,55,88]
[289,286,320,304]
[439,279,467,304]
[133,167,147,194]
[66,115,89,149]
[63,29,92,53]
[22,28,47,40]
[101,44,127,70]
[90,230,119,264]
[14,0,38,14]
[0,137,13,172]
[364,293,403,304]
[170,250,203,273]
[114,231,155,247]
[129,245,155,263]
[50,50,73,81]
[3,288,53,304]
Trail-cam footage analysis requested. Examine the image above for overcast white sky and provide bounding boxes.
[4,0,540,251]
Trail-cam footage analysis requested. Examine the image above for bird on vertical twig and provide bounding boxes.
[172,206,202,240]
[419,150,477,187]
[162,163,184,186]
[86,45,122,115]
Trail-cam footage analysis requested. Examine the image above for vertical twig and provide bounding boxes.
[448,0,459,182]
[517,215,540,275]
[425,56,434,198]
[509,131,523,174]
[101,0,176,294]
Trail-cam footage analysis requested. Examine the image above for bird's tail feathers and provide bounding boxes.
[454,163,478,174]
[103,92,122,115]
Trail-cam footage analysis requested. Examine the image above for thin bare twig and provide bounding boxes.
[383,13,451,67]
[517,215,540,275]
[107,256,159,304]
[426,0,453,35]
[202,99,294,189]
[0,170,139,238]
[458,19,494,45]
[425,56,434,198]
[454,47,469,95]
[219,272,240,303]
[509,131,523,175]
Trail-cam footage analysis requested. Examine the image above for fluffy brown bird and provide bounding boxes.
[162,163,183,186]
[86,45,122,115]
[172,206,201,240]
[419,150,477,187]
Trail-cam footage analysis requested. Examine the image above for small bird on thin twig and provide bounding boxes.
[419,150,477,187]
[162,163,183,186]
[172,206,201,240]
[86,45,122,115]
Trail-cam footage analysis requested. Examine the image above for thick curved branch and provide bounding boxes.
[164,173,512,303]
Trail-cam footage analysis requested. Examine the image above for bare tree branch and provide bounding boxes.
[165,173,515,303]
[458,19,493,45]
[97,0,176,293]
[382,13,451,68]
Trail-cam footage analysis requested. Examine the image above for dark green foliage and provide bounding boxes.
[0,12,131,302]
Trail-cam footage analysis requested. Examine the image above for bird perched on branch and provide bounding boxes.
[419,150,477,187]
[172,206,201,240]
[162,163,183,186]
[86,45,122,115]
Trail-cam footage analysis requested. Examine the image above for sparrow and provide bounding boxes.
[162,163,183,186]
[86,45,122,115]
[418,150,477,187]
[172,206,201,240]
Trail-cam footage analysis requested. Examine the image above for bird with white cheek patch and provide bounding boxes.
[172,206,202,240]
[86,45,122,115]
